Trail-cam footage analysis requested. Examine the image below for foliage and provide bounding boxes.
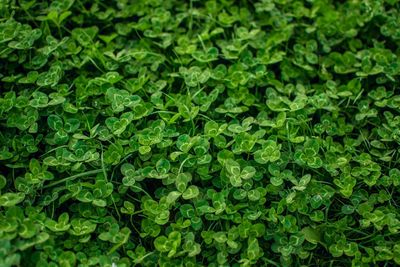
[1,0,400,266]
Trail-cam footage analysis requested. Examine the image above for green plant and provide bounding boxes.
[1,0,400,266]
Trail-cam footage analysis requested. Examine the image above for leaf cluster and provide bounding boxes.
[1,0,400,266]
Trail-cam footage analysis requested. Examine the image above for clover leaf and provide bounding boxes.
[1,1,400,266]
[254,140,281,164]
[294,139,323,168]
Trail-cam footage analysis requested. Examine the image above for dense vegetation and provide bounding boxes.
[1,0,400,266]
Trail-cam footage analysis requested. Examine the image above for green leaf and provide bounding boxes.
[301,227,321,245]
[48,115,63,131]
[182,185,199,199]
[156,159,170,175]
[0,192,25,207]
[0,175,6,190]
[254,140,281,164]
[154,236,169,252]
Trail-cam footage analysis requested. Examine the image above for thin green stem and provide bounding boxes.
[43,169,103,189]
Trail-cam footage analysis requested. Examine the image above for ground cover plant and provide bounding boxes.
[1,0,400,266]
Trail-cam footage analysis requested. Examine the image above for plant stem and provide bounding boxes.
[43,169,103,189]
